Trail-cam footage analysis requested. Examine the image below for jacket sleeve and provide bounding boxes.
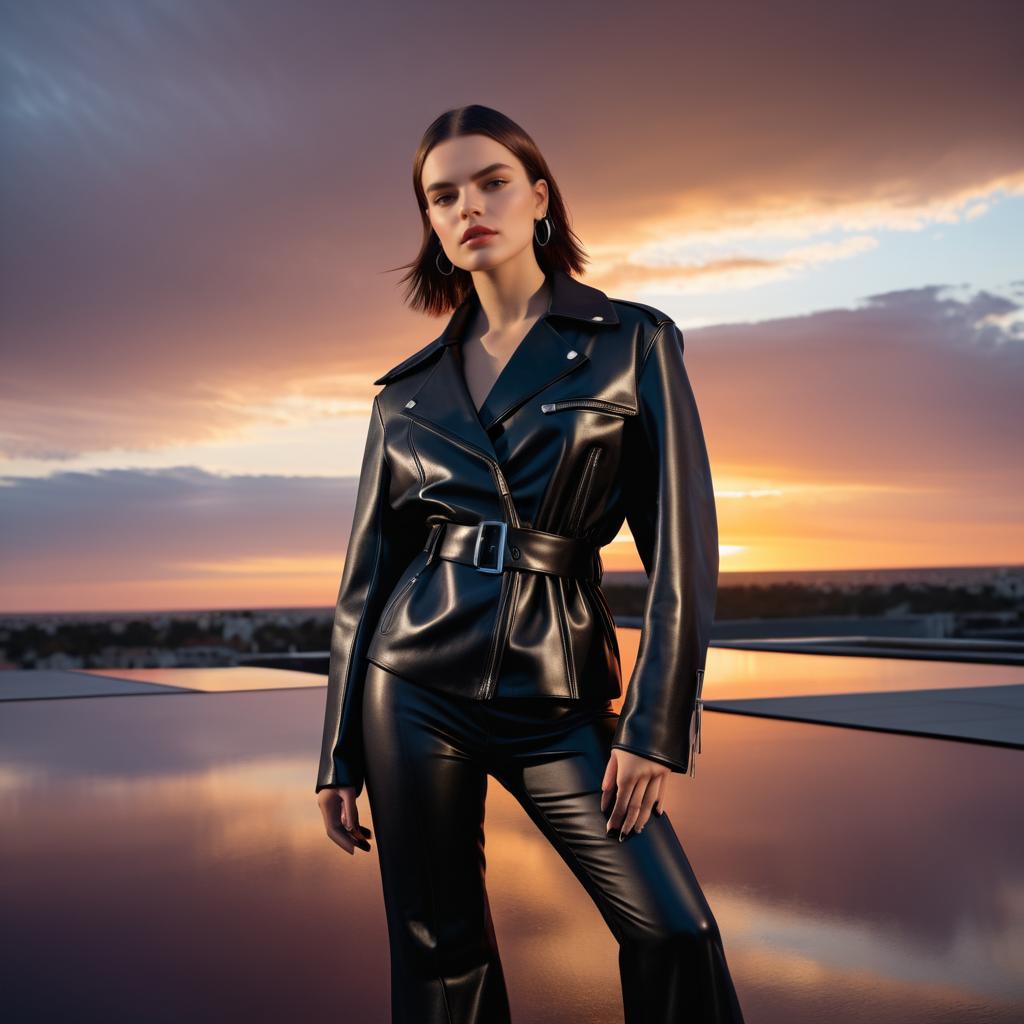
[316,394,419,796]
[611,319,719,777]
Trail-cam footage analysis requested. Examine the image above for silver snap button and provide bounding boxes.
[591,315,604,321]
[566,350,578,359]
[405,399,416,408]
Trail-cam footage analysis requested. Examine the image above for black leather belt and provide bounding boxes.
[422,520,601,581]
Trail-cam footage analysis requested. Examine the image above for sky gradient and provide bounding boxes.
[2,0,1022,612]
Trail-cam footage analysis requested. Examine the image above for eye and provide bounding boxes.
[433,178,508,206]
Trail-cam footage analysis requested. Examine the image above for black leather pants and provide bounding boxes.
[361,659,746,1024]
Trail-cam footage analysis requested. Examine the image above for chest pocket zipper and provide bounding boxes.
[590,582,620,655]
[541,398,637,417]
[566,445,603,536]
[378,571,421,635]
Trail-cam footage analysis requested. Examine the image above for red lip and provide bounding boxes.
[461,225,498,243]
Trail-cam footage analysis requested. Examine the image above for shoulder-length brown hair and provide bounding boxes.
[392,105,589,317]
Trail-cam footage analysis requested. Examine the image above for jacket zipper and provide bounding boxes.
[403,411,519,699]
[688,668,706,778]
[479,566,520,699]
[378,571,421,635]
[541,398,637,416]
[566,446,602,535]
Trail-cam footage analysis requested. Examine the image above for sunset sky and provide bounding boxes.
[2,0,1022,613]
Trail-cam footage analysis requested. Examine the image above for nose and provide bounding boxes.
[459,189,483,220]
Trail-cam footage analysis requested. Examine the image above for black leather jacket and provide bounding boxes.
[316,268,719,796]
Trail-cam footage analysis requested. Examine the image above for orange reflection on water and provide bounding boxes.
[1,646,1021,1022]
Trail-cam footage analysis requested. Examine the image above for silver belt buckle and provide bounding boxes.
[473,520,507,574]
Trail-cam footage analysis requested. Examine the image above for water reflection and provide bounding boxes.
[80,664,324,692]
[701,643,1024,699]
[1,644,1021,1022]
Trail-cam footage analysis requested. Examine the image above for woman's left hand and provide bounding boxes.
[601,748,670,839]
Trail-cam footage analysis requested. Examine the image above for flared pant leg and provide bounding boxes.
[361,660,513,1024]
[486,703,746,1024]
[361,658,745,1024]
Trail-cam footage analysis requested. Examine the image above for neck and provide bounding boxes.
[469,258,551,337]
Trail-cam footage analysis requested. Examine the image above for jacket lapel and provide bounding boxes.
[394,285,499,460]
[475,315,589,430]
[401,342,502,461]
[475,268,622,432]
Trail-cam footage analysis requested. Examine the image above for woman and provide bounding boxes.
[315,104,745,1024]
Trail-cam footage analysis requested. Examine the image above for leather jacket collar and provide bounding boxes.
[374,268,619,385]
[375,270,624,464]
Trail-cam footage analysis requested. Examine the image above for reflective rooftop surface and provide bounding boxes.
[2,631,1022,1022]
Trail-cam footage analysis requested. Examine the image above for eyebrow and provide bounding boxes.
[424,162,514,195]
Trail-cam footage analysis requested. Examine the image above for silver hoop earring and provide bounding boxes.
[534,215,554,247]
[435,248,455,276]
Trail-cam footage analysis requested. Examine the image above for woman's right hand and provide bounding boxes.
[317,786,373,855]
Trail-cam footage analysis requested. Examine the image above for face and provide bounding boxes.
[421,133,548,273]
